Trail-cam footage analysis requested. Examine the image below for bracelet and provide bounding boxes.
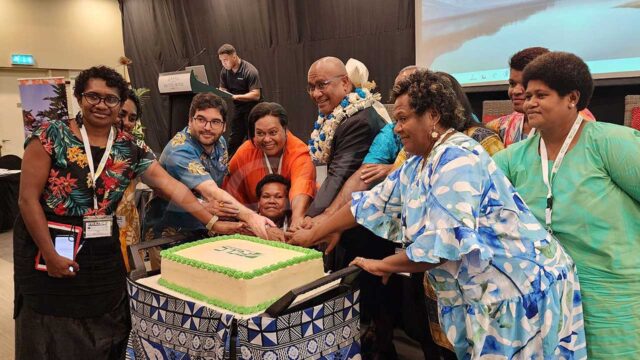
[205,215,219,231]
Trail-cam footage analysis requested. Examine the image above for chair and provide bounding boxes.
[624,95,640,131]
[482,100,513,123]
[0,155,22,170]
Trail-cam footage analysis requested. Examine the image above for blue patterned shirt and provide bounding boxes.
[153,127,228,232]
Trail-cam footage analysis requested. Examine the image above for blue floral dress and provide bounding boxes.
[351,133,586,359]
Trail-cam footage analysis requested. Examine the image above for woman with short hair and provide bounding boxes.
[289,69,587,359]
[14,66,235,359]
[224,102,315,229]
[494,51,640,359]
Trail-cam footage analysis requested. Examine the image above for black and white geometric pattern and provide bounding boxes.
[237,290,361,360]
[126,278,233,359]
[126,278,361,359]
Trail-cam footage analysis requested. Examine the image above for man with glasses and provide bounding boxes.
[218,43,263,156]
[145,93,273,249]
[302,57,386,222]
[288,57,395,358]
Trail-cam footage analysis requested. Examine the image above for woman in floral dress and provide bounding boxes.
[14,66,242,359]
[288,69,587,359]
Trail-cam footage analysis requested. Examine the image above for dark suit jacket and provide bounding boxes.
[306,106,386,217]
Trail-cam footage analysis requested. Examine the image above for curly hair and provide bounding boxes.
[509,47,550,71]
[124,89,142,119]
[522,52,594,111]
[434,72,484,131]
[256,174,291,198]
[248,102,288,139]
[391,69,466,131]
[73,66,128,103]
[188,92,228,120]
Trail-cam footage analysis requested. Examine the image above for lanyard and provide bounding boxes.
[263,152,283,175]
[520,118,537,139]
[539,114,583,233]
[80,125,115,210]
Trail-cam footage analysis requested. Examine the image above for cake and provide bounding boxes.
[159,235,324,314]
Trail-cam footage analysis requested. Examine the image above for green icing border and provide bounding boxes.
[160,234,322,280]
[158,277,277,314]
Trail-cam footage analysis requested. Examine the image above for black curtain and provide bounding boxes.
[121,0,415,152]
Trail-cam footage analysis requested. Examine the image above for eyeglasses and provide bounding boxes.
[306,75,344,94]
[193,116,225,128]
[82,92,121,108]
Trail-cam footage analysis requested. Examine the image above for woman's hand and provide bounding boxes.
[243,212,276,240]
[350,257,391,284]
[289,216,305,231]
[286,228,317,248]
[266,227,286,242]
[203,200,240,218]
[321,232,341,254]
[211,221,246,235]
[360,164,393,185]
[44,253,79,278]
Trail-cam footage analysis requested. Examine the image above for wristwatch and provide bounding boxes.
[205,215,219,231]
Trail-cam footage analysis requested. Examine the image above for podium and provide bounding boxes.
[157,71,233,146]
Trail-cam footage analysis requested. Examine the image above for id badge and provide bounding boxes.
[83,215,114,238]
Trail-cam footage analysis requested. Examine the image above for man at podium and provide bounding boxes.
[217,43,263,156]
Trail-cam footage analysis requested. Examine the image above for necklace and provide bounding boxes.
[308,87,381,164]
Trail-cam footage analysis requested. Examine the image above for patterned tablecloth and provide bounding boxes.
[126,277,361,359]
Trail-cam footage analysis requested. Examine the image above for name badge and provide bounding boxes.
[83,215,114,238]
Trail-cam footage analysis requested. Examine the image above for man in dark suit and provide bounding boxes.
[297,56,398,358]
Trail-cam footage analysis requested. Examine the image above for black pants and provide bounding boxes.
[228,105,253,156]
[15,292,130,360]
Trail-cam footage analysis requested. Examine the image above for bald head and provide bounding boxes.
[394,65,424,86]
[307,57,352,115]
[308,57,347,77]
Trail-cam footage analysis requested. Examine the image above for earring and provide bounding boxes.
[569,103,575,108]
[431,126,439,139]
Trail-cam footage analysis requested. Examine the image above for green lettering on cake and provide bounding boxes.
[215,245,262,259]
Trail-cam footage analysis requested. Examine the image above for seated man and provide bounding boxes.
[254,174,291,242]
[146,92,272,244]
[224,102,315,229]
[486,46,595,147]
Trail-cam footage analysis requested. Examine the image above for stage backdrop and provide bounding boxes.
[120,0,415,152]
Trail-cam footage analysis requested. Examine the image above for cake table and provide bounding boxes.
[125,237,362,360]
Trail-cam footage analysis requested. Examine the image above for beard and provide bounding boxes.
[194,131,220,146]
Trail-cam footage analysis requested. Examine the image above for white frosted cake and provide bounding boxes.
[159,235,324,314]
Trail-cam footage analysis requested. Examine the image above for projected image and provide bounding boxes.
[417,0,640,85]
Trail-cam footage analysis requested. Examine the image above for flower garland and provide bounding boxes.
[308,87,381,164]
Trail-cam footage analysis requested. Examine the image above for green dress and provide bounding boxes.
[494,121,640,359]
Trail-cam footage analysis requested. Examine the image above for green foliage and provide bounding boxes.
[37,84,69,122]
[130,87,150,142]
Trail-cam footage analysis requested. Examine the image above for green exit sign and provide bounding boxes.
[11,54,35,66]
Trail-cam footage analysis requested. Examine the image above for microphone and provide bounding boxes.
[176,48,208,71]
